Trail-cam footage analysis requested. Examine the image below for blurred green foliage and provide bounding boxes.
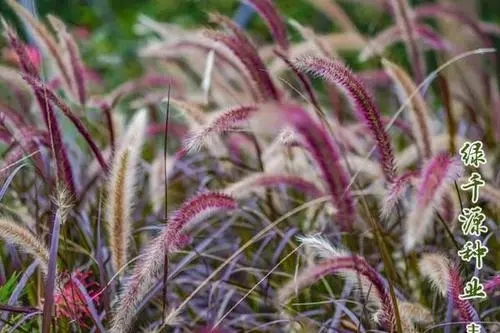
[1,0,499,88]
[0,0,407,88]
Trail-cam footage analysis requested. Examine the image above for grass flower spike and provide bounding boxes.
[295,56,396,183]
[110,192,237,333]
[404,153,463,250]
[105,109,148,275]
[0,217,50,275]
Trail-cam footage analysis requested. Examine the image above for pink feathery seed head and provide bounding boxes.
[243,0,289,51]
[53,269,101,328]
[295,56,396,183]
[416,152,463,209]
[9,33,77,196]
[185,104,258,152]
[448,264,475,324]
[404,153,462,250]
[484,275,500,294]
[108,192,237,333]
[164,192,237,251]
[381,170,418,218]
[282,104,356,231]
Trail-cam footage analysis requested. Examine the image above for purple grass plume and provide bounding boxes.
[295,55,396,183]
[404,153,463,250]
[109,192,237,333]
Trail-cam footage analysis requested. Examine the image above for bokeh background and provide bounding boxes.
[2,0,499,88]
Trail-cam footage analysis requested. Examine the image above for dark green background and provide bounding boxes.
[1,0,499,87]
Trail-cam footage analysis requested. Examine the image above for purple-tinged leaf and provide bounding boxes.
[448,265,476,325]
[22,74,108,171]
[283,104,356,230]
[243,0,289,51]
[7,31,76,197]
[205,14,280,102]
[41,212,62,333]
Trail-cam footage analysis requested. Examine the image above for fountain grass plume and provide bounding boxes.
[184,105,258,153]
[295,55,396,183]
[205,13,280,102]
[404,153,463,251]
[0,217,50,275]
[105,109,148,275]
[109,191,237,333]
[381,170,418,219]
[419,253,476,326]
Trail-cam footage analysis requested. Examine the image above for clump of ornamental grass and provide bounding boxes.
[0,0,499,331]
